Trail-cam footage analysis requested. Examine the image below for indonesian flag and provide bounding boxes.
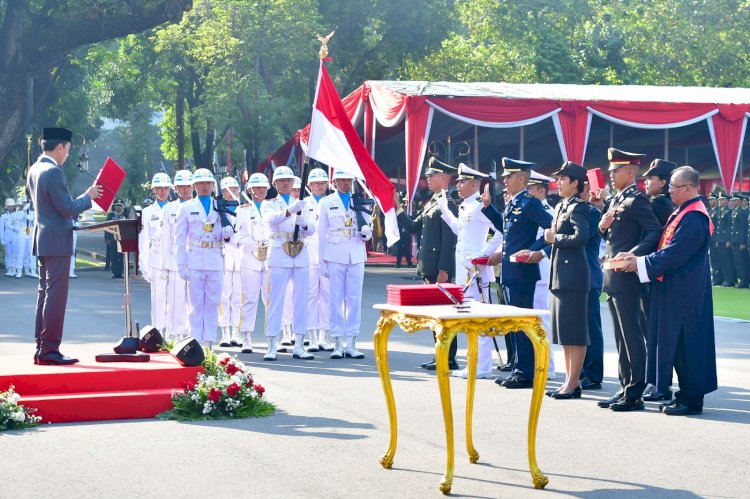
[307,61,400,247]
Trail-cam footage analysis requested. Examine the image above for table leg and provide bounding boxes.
[374,314,397,469]
[464,331,480,464]
[436,327,458,495]
[522,321,550,489]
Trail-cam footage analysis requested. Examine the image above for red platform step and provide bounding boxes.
[0,353,202,423]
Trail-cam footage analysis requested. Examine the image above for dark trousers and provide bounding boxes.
[710,242,723,284]
[607,291,646,399]
[503,282,536,380]
[719,242,736,284]
[104,238,113,270]
[35,255,72,357]
[581,287,603,383]
[111,243,124,277]
[732,243,749,286]
[396,238,412,267]
[424,275,457,362]
[673,329,704,409]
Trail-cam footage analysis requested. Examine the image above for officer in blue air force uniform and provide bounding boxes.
[481,157,552,389]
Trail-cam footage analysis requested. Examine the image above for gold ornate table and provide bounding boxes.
[373,302,550,494]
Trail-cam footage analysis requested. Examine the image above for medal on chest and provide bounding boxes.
[344,216,353,227]
[203,221,214,233]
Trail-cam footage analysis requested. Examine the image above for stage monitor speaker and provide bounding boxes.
[139,325,163,353]
[170,337,204,367]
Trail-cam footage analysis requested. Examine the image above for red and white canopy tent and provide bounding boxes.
[260,81,750,206]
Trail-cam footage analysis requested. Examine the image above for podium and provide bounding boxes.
[76,210,149,362]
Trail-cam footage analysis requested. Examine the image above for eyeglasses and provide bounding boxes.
[668,184,690,191]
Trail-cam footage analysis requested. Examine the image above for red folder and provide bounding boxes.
[93,157,126,212]
[586,167,604,192]
[471,256,490,265]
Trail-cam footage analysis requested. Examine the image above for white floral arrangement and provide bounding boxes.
[158,351,274,421]
[0,385,41,431]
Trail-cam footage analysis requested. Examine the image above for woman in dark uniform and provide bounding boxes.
[544,161,590,399]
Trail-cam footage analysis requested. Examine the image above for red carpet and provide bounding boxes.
[0,353,202,423]
[367,250,418,266]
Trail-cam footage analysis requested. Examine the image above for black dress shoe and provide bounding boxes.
[545,389,559,397]
[658,400,678,413]
[662,403,702,416]
[609,397,645,412]
[643,388,672,401]
[497,363,514,372]
[422,360,460,371]
[597,393,624,408]
[420,359,435,369]
[35,352,79,365]
[579,376,602,390]
[552,387,582,399]
[500,374,533,389]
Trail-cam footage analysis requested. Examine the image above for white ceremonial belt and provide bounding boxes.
[188,240,223,249]
[328,228,357,238]
[271,232,293,241]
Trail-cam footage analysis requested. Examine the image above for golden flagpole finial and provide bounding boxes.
[316,30,335,60]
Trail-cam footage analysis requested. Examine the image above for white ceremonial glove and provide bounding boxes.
[287,198,305,214]
[178,264,189,282]
[160,269,170,281]
[462,254,476,270]
[436,190,449,212]
[142,270,151,283]
[320,261,329,278]
[222,225,234,240]
[359,225,372,239]
[295,212,310,227]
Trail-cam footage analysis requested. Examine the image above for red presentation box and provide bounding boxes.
[386,284,464,306]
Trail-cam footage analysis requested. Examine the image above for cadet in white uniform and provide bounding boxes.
[218,177,242,347]
[527,170,557,379]
[160,169,193,341]
[138,172,173,334]
[438,164,504,378]
[233,173,272,354]
[2,198,20,277]
[261,166,315,361]
[317,170,372,359]
[279,176,303,348]
[305,168,333,351]
[175,168,233,348]
[16,195,37,277]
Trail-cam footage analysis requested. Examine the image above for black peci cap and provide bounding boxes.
[42,127,73,142]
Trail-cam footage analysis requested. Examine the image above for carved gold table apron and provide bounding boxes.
[372,302,550,494]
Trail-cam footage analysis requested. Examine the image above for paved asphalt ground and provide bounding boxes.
[1,262,748,498]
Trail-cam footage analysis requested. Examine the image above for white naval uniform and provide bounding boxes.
[175,197,227,342]
[219,207,242,331]
[535,199,555,376]
[70,217,80,275]
[1,211,20,272]
[305,195,330,332]
[261,195,315,338]
[138,202,168,331]
[160,199,190,339]
[317,192,371,339]
[18,206,35,272]
[233,201,270,336]
[441,194,504,374]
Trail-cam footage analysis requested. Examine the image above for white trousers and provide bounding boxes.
[240,267,269,333]
[3,236,16,268]
[265,266,308,337]
[166,270,190,338]
[327,261,364,338]
[307,266,330,330]
[149,266,168,330]
[187,269,222,342]
[219,269,242,328]
[282,280,293,327]
[18,235,32,269]
[456,263,495,373]
[534,282,555,374]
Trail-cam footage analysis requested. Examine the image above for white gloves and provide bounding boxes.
[178,264,189,282]
[222,225,234,240]
[160,269,170,281]
[295,213,310,227]
[436,191,449,213]
[462,253,481,270]
[320,261,329,278]
[287,198,305,214]
[142,269,151,283]
[359,225,372,240]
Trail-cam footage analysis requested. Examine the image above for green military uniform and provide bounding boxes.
[730,193,749,288]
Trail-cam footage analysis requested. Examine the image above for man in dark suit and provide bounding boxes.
[395,160,459,370]
[106,200,126,278]
[598,148,661,411]
[26,127,102,365]
[482,157,552,389]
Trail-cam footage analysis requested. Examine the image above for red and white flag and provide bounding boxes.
[306,61,400,247]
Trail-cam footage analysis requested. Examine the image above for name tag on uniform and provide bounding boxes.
[190,211,199,215]
[329,206,338,210]
[170,213,177,217]
[250,216,256,220]
[151,215,159,221]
